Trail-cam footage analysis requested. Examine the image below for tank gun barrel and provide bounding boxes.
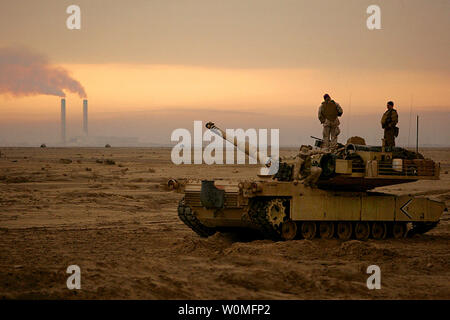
[205,122,272,168]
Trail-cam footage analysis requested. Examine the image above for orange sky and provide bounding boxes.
[1,63,449,120]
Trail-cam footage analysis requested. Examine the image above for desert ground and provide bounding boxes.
[0,147,449,299]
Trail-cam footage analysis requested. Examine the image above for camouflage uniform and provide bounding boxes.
[318,100,343,150]
[381,108,398,148]
[291,146,324,187]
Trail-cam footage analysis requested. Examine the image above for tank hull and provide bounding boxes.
[179,180,445,240]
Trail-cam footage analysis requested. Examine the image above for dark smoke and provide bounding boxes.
[0,46,87,98]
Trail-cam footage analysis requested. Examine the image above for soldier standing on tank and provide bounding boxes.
[318,93,343,150]
[381,101,399,150]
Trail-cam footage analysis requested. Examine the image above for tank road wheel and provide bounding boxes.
[336,222,352,240]
[355,222,370,240]
[301,222,317,240]
[319,222,335,239]
[281,221,298,240]
[371,222,387,240]
[409,222,439,236]
[392,222,407,239]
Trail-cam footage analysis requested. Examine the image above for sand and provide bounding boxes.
[0,147,449,299]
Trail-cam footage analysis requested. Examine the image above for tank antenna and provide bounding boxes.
[407,94,413,149]
[416,115,419,154]
[346,92,352,139]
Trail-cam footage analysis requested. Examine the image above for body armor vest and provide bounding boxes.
[322,100,338,121]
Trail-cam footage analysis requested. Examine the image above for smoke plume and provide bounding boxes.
[0,46,87,98]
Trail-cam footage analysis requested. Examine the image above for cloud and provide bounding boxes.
[0,46,86,98]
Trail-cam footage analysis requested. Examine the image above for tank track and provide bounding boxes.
[177,198,216,237]
[248,198,283,240]
[409,221,439,236]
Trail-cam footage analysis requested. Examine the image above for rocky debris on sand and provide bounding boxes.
[6,176,30,183]
[95,159,116,165]
[338,240,397,259]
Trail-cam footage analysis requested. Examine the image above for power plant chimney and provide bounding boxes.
[61,98,66,145]
[83,99,88,136]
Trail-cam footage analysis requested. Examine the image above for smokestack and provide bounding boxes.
[61,98,66,145]
[83,99,88,136]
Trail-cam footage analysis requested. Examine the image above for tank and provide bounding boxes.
[168,122,446,240]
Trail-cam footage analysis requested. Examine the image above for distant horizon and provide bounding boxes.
[0,106,448,148]
[2,144,450,149]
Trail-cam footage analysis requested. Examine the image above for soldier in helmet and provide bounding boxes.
[318,93,343,150]
[381,101,399,150]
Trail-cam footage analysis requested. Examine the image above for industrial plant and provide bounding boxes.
[58,98,139,147]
